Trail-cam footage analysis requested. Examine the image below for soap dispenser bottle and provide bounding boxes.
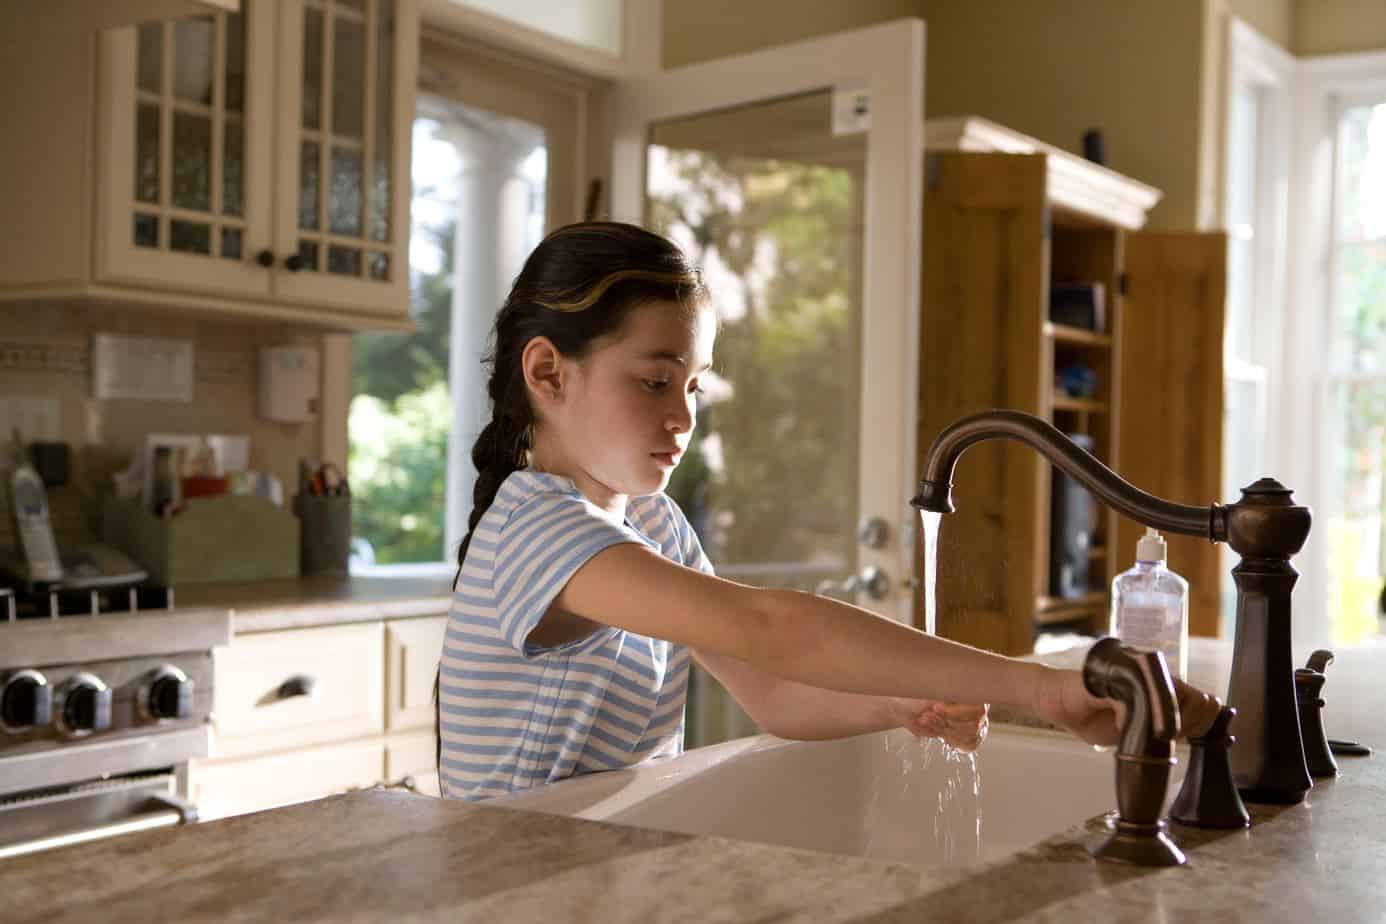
[1111,527,1189,679]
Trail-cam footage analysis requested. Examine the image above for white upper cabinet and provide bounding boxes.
[269,0,416,316]
[0,0,416,330]
[97,9,275,300]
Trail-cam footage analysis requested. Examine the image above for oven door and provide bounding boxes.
[0,769,197,860]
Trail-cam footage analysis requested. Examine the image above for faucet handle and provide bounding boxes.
[1306,649,1334,674]
[1170,705,1251,829]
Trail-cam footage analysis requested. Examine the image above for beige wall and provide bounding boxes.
[0,307,324,551]
[664,0,1208,229]
[661,0,1386,233]
[1228,0,1294,49]
[1295,0,1386,55]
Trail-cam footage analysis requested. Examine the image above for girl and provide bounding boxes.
[436,221,1218,801]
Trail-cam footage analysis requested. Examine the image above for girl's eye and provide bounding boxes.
[642,378,669,392]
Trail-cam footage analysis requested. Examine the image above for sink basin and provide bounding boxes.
[491,724,1188,869]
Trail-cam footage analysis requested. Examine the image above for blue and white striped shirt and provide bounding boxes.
[439,469,713,801]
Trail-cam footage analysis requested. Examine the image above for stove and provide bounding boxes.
[0,580,230,859]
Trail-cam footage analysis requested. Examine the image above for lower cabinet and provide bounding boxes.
[191,738,387,821]
[190,613,447,819]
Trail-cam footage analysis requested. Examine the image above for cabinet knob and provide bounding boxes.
[284,253,305,273]
[255,249,275,268]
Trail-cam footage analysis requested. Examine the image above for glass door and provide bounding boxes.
[606,21,924,745]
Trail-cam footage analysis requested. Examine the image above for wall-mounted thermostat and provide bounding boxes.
[258,346,320,423]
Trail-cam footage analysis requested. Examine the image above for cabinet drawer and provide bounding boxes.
[213,623,384,758]
[385,616,447,731]
[386,730,441,798]
[191,738,386,821]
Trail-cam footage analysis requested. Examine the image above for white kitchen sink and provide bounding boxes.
[491,724,1187,869]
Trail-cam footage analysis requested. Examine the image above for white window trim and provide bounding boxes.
[418,0,660,78]
[1220,19,1296,633]
[1283,47,1386,645]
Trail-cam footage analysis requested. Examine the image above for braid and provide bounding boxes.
[439,362,531,778]
[453,414,531,581]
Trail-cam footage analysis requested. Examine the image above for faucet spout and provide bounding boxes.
[915,409,1315,806]
[911,410,1219,539]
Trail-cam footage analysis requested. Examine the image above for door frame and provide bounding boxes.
[604,19,925,624]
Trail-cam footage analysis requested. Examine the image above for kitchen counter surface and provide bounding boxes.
[175,575,451,634]
[6,741,1384,923]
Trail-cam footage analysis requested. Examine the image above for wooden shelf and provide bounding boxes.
[1035,591,1108,625]
[1044,321,1112,347]
[1052,395,1108,413]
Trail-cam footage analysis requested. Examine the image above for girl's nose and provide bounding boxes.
[667,396,694,433]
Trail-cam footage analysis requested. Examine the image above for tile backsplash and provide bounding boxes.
[0,306,326,551]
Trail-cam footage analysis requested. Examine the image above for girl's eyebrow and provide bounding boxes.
[639,350,713,373]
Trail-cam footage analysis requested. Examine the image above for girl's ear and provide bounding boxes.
[521,336,566,405]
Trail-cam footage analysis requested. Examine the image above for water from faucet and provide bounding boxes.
[865,731,981,866]
[860,509,981,866]
[920,510,942,636]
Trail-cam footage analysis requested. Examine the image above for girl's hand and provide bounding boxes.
[889,698,989,752]
[1030,667,1222,747]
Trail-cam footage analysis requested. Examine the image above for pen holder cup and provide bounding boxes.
[294,492,352,577]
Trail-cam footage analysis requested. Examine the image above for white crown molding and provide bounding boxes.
[924,116,1163,230]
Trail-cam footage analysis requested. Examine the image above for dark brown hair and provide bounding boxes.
[436,221,708,779]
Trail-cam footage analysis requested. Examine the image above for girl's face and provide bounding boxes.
[547,300,716,510]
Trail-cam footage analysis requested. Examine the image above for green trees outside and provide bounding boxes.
[349,219,453,564]
[349,143,863,576]
[653,148,861,581]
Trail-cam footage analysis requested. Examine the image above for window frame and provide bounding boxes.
[344,29,600,575]
[1220,18,1297,634]
[1282,47,1386,645]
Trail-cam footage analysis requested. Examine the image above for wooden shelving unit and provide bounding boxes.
[915,117,1226,656]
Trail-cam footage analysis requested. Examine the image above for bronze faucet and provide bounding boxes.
[912,410,1314,806]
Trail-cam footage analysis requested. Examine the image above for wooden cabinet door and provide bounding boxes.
[917,152,1049,656]
[385,615,446,732]
[1117,231,1227,637]
[95,3,275,299]
[269,0,417,320]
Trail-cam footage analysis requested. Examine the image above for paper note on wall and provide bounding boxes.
[92,334,194,402]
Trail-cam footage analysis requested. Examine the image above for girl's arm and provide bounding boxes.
[552,544,1219,743]
[692,648,986,747]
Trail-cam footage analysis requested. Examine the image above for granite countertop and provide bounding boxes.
[175,575,452,634]
[6,745,1384,923]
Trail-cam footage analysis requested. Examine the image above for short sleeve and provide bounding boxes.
[665,496,715,576]
[492,490,646,658]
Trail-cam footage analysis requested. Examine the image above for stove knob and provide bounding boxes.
[143,666,193,721]
[1,670,52,732]
[56,672,111,738]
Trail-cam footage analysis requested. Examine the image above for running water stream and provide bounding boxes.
[862,511,981,867]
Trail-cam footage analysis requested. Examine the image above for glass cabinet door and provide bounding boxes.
[273,0,415,317]
[97,6,274,297]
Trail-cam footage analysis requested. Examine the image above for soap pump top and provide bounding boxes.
[1137,526,1166,563]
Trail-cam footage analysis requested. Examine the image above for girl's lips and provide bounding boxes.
[651,451,681,466]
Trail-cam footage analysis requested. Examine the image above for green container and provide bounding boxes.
[102,494,300,585]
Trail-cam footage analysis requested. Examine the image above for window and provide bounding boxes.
[348,96,546,573]
[1321,98,1386,644]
